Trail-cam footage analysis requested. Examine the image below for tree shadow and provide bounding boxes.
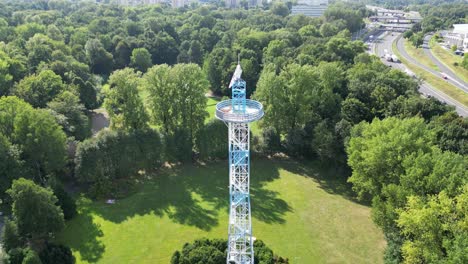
[60,159,295,261]
[58,207,105,263]
[90,172,219,231]
[275,158,370,206]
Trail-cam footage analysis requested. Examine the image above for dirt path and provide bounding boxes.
[90,108,110,135]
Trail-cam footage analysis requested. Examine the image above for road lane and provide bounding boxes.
[422,34,468,91]
[397,35,468,93]
[372,33,468,116]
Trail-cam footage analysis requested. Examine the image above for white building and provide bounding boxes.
[444,24,468,50]
[291,0,328,17]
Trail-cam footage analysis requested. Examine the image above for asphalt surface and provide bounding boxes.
[396,35,468,93]
[371,32,468,116]
[422,34,468,92]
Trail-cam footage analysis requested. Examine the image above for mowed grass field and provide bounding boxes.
[56,159,385,264]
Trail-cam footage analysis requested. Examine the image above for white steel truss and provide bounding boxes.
[227,122,253,264]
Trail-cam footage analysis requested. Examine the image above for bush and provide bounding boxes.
[164,128,192,163]
[284,128,308,157]
[171,238,288,264]
[21,248,41,264]
[195,119,228,160]
[39,243,75,264]
[51,183,76,220]
[6,248,25,264]
[75,129,163,197]
[2,219,21,253]
[260,127,282,154]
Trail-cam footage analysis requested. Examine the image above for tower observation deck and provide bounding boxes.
[215,64,264,264]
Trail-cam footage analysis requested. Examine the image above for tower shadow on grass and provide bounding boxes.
[59,159,292,262]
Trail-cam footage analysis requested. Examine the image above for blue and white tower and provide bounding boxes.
[215,64,264,264]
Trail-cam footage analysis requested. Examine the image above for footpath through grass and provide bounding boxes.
[429,38,468,84]
[394,39,468,106]
[56,159,385,264]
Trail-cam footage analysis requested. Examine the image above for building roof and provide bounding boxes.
[453,24,468,34]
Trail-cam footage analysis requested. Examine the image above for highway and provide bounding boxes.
[422,34,468,92]
[396,35,468,93]
[371,32,468,116]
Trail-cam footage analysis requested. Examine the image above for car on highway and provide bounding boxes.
[441,73,448,80]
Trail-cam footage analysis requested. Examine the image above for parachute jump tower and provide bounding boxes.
[215,64,264,264]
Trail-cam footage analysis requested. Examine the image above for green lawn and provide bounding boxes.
[57,159,385,264]
[403,40,439,71]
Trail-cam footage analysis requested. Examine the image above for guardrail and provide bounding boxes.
[215,99,264,123]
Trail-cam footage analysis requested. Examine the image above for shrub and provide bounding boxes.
[164,128,192,162]
[2,219,21,253]
[196,119,228,160]
[171,238,288,264]
[260,127,282,154]
[75,129,163,197]
[39,243,75,264]
[21,248,41,264]
[51,183,77,220]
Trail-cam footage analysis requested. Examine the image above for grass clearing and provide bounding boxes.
[394,39,468,107]
[56,159,385,264]
[429,38,468,83]
[403,41,439,71]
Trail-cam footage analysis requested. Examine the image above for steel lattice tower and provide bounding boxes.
[215,65,264,264]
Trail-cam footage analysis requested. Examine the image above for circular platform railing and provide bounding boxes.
[215,99,264,123]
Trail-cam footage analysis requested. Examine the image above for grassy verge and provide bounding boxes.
[429,37,468,83]
[403,40,439,71]
[56,159,385,264]
[394,39,468,107]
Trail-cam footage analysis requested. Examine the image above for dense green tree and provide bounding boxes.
[462,53,468,70]
[260,127,282,154]
[325,3,364,33]
[144,64,208,144]
[429,112,467,155]
[171,238,288,264]
[113,40,131,69]
[203,47,235,95]
[130,48,152,73]
[270,2,289,17]
[254,64,319,135]
[75,129,163,197]
[39,243,75,264]
[0,96,67,182]
[0,51,14,96]
[85,39,113,75]
[7,178,64,242]
[21,248,42,264]
[2,219,22,253]
[397,187,468,264]
[385,96,450,121]
[195,119,228,160]
[104,68,148,131]
[47,90,91,140]
[13,70,66,108]
[0,134,23,201]
[347,117,434,199]
[13,108,67,181]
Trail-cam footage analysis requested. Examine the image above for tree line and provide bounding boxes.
[0,1,466,264]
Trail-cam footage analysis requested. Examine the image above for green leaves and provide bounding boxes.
[7,178,64,241]
[104,68,149,131]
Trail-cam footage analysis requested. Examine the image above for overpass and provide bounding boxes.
[370,16,422,24]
